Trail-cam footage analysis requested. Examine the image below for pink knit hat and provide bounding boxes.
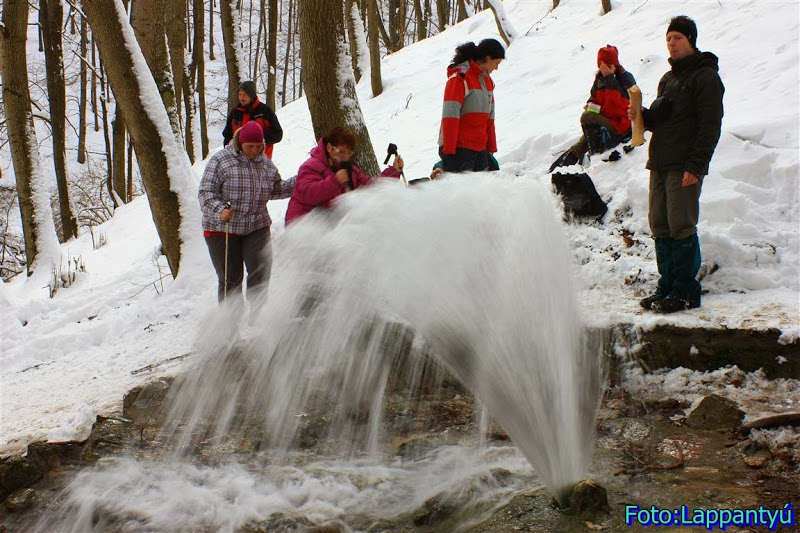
[238,121,264,143]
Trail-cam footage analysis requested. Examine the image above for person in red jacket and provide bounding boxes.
[438,38,505,173]
[222,81,283,159]
[285,127,403,225]
[549,45,636,171]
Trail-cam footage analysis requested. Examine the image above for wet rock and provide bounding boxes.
[743,450,772,468]
[686,394,744,430]
[565,479,610,516]
[122,378,173,424]
[6,488,36,512]
[81,415,138,463]
[0,455,41,502]
[395,435,438,459]
[412,492,459,526]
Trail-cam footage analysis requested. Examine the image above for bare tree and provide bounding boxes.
[219,0,243,111]
[387,0,405,52]
[345,0,362,82]
[77,13,88,164]
[298,0,379,176]
[40,0,79,240]
[1,0,61,274]
[436,0,448,31]
[191,0,209,158]
[413,0,427,42]
[266,0,278,108]
[601,0,611,14]
[82,0,199,277]
[367,0,382,97]
[166,0,195,160]
[112,112,127,202]
[130,0,184,145]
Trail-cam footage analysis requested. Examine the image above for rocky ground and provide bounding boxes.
[2,355,799,533]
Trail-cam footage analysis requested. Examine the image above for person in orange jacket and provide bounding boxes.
[222,81,283,159]
[438,38,505,173]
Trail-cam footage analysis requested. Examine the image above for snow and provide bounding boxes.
[1,0,799,457]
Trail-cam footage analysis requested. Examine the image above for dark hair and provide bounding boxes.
[323,126,357,150]
[237,80,258,102]
[450,38,505,66]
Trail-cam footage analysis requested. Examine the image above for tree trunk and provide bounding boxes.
[413,0,427,42]
[40,0,78,241]
[77,13,88,164]
[99,59,116,209]
[219,0,243,111]
[552,0,559,7]
[486,0,515,46]
[0,0,61,274]
[601,0,611,14]
[166,0,187,130]
[83,0,197,278]
[191,0,209,158]
[112,112,127,202]
[208,0,215,60]
[131,0,184,146]
[345,0,361,82]
[456,0,468,22]
[281,0,294,107]
[436,0,448,31]
[387,0,404,52]
[367,0,382,97]
[299,0,379,176]
[267,0,278,108]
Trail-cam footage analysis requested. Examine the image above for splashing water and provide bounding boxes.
[43,174,603,529]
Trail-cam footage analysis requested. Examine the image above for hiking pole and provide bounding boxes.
[223,202,230,300]
[385,143,407,186]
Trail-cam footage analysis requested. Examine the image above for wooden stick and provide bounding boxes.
[628,85,645,147]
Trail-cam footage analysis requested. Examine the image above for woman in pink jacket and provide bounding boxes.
[285,127,403,225]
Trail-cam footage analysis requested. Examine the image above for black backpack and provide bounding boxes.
[551,172,608,219]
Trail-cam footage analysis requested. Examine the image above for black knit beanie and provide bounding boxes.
[667,15,697,49]
[237,80,258,102]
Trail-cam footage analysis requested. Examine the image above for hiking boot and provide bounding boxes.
[639,294,665,310]
[651,297,700,314]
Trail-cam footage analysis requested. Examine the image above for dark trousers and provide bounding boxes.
[649,169,704,304]
[568,111,620,158]
[439,147,489,173]
[204,227,272,303]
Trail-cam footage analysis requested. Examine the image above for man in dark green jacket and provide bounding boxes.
[632,15,724,314]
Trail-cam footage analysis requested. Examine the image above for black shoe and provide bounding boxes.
[651,297,700,314]
[603,150,621,162]
[639,294,664,310]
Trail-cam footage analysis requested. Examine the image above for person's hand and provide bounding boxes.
[598,62,615,77]
[335,169,350,184]
[430,168,443,180]
[627,102,638,121]
[392,155,404,172]
[682,171,699,187]
[220,207,232,222]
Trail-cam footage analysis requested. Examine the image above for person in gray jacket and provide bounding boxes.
[631,15,724,313]
[199,121,295,303]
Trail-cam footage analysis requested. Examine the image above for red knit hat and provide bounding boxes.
[238,121,264,143]
[597,45,619,68]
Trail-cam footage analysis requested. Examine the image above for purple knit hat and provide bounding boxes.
[238,121,264,143]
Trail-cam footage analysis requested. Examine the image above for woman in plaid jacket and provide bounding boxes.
[199,121,295,302]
